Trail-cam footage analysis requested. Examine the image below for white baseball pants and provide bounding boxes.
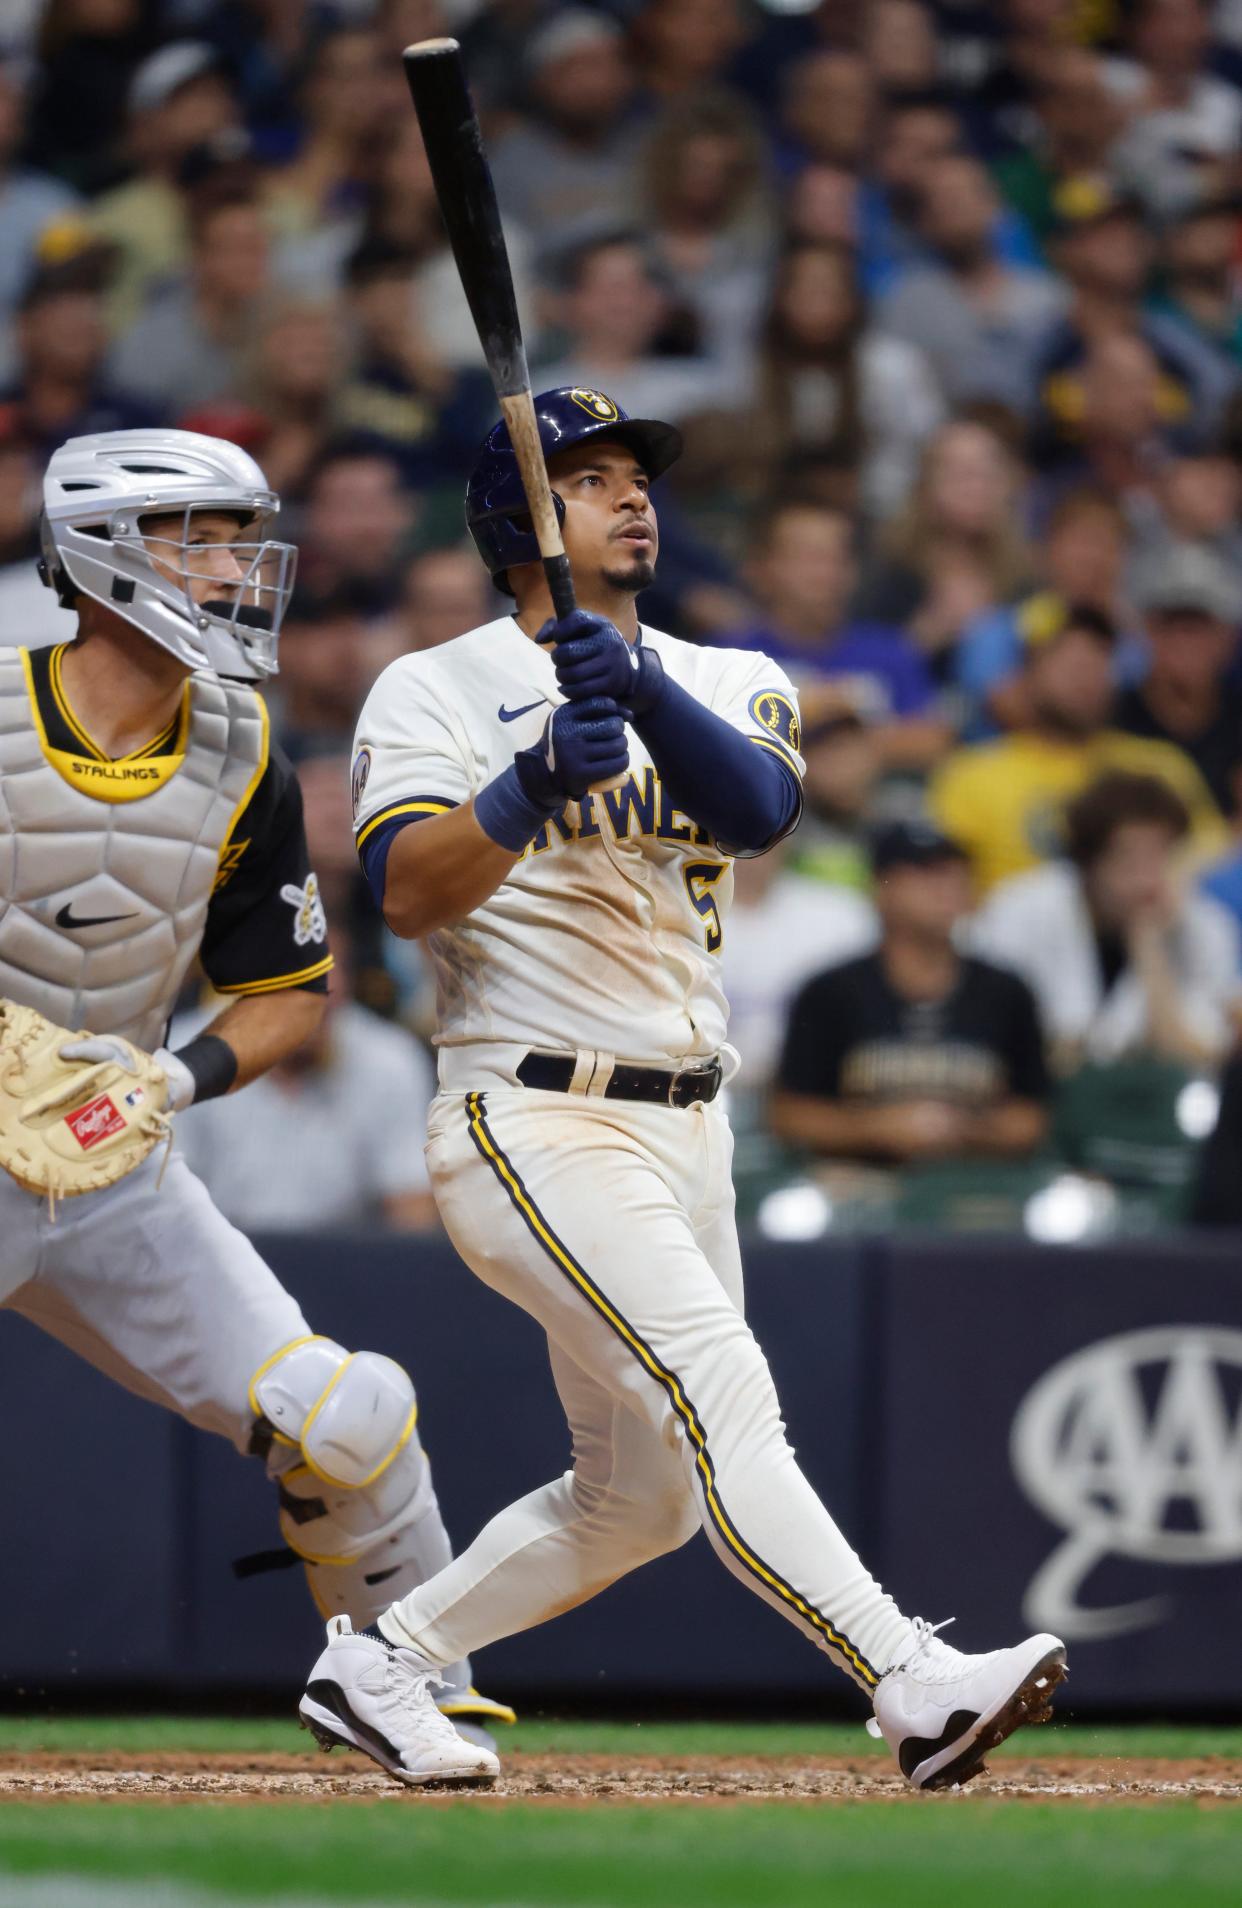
[379,1088,913,1694]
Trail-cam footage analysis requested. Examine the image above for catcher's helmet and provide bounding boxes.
[465,386,682,595]
[40,428,296,680]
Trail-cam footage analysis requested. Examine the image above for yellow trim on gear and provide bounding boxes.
[356,799,454,850]
[213,954,335,995]
[216,690,270,875]
[464,1092,880,1690]
[247,1332,331,1447]
[47,642,191,764]
[300,1352,420,1490]
[749,733,803,778]
[439,1689,518,1725]
[21,647,190,804]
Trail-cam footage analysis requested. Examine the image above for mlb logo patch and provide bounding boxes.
[65,1093,126,1150]
[124,1086,145,1108]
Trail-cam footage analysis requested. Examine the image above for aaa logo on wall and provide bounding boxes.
[1010,1326,1242,1640]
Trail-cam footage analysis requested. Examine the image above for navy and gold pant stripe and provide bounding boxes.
[464,1090,880,1689]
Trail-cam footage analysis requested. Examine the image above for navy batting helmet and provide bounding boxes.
[465,386,683,595]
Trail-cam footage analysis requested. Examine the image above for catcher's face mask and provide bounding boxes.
[124,503,296,679]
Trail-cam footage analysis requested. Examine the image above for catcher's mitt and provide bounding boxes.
[0,1001,173,1208]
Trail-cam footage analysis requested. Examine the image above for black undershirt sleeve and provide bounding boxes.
[200,742,333,996]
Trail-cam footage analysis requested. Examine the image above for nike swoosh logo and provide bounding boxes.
[498,698,549,723]
[55,903,140,930]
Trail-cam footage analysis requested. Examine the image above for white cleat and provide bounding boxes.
[299,1616,501,1789]
[868,1618,1068,1790]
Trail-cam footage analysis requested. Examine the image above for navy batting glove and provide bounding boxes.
[475,698,629,852]
[541,610,665,717]
[517,698,629,803]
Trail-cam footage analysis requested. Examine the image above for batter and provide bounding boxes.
[0,428,509,1765]
[302,389,1067,1790]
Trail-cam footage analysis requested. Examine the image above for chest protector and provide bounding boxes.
[0,650,266,1049]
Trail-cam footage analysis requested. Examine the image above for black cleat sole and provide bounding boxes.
[919,1646,1069,1791]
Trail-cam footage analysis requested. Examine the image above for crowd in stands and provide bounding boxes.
[5,0,1242,1232]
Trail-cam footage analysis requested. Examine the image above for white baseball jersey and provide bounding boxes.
[352,617,804,1083]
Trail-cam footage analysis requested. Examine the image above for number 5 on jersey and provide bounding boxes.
[683,861,728,953]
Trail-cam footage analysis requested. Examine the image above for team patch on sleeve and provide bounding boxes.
[748,690,801,758]
[351,745,372,820]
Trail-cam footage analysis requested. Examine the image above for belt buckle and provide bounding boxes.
[670,1062,716,1109]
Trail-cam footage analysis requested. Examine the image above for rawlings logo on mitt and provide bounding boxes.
[0,1001,173,1209]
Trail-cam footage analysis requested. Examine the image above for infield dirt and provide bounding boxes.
[2,1750,1240,1804]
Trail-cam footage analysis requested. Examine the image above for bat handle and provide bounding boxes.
[544,552,576,622]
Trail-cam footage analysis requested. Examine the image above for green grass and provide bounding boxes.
[1,1717,1238,1908]
[1,1801,1241,1907]
[0,1713,1240,1760]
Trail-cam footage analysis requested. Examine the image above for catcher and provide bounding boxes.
[0,427,510,1770]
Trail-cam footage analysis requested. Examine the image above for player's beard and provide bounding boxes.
[602,553,656,594]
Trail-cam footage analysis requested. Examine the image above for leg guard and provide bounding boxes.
[249,1335,516,1728]
[250,1336,449,1625]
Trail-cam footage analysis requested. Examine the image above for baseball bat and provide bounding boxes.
[402,38,575,623]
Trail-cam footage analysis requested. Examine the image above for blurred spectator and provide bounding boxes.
[24,0,157,194]
[178,967,439,1232]
[955,486,1136,737]
[1115,544,1242,818]
[107,182,271,413]
[790,705,884,893]
[242,292,343,500]
[965,0,1083,157]
[992,47,1124,248]
[1145,445,1242,575]
[1153,199,1242,378]
[861,1,940,97]
[729,497,933,712]
[858,418,1032,673]
[274,590,378,757]
[1030,183,1232,462]
[192,0,317,161]
[1104,0,1242,219]
[294,443,415,612]
[786,163,859,249]
[726,499,948,772]
[334,237,492,488]
[628,0,750,106]
[878,152,1063,409]
[930,602,1223,893]
[0,53,79,333]
[641,92,774,377]
[856,91,963,295]
[771,821,1049,1164]
[87,41,241,332]
[537,232,730,422]
[776,50,874,176]
[1032,330,1173,524]
[739,240,944,521]
[265,24,390,244]
[975,771,1240,1069]
[400,546,496,654]
[490,10,644,237]
[0,425,74,647]
[0,255,157,458]
[722,836,876,1115]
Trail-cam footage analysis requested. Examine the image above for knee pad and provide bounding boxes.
[249,1335,447,1626]
[250,1336,417,1487]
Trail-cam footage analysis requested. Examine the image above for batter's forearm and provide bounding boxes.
[632,674,798,852]
[380,805,520,939]
[196,987,328,1089]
